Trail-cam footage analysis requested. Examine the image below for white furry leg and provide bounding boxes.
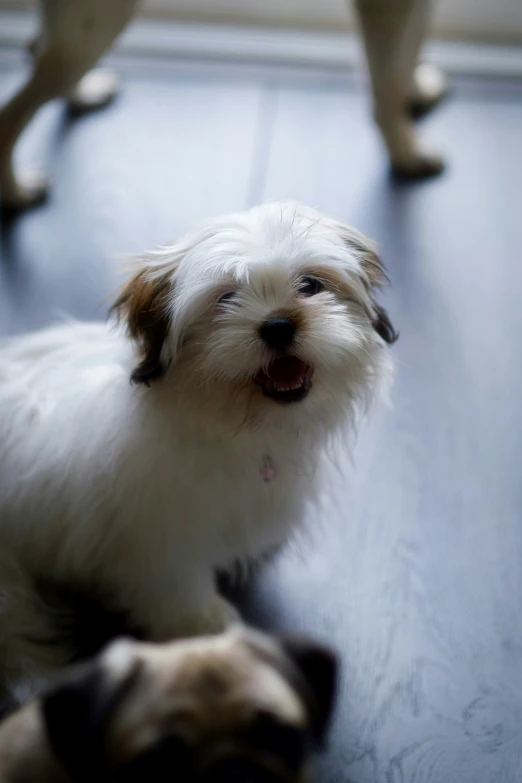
[143,594,241,642]
[355,0,445,179]
[171,595,242,639]
[122,569,242,643]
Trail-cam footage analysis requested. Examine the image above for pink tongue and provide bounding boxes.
[268,356,307,384]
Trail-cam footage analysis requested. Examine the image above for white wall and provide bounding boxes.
[140,0,522,44]
[2,0,522,44]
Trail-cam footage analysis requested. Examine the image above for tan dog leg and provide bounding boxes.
[0,0,138,209]
[401,0,449,115]
[355,0,445,178]
[0,59,57,209]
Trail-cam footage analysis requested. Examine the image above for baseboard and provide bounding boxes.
[1,11,522,79]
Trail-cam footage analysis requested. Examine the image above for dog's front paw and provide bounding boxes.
[174,596,241,639]
[67,68,120,115]
[409,63,450,118]
[1,169,49,210]
[391,146,445,180]
[376,114,445,181]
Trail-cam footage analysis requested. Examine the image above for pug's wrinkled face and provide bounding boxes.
[41,628,338,782]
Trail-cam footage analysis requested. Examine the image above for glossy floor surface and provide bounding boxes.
[1,45,522,783]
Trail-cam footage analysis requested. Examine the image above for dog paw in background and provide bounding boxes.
[0,0,138,210]
[408,62,449,118]
[356,0,448,179]
[0,628,339,783]
[66,67,123,115]
[0,0,448,210]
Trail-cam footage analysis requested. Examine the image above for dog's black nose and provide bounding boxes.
[259,317,296,349]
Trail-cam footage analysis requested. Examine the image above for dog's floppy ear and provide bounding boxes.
[372,302,397,344]
[279,637,339,748]
[332,221,399,345]
[111,253,180,386]
[41,639,142,782]
[344,229,398,344]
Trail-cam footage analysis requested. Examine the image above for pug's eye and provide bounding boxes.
[298,277,324,297]
[218,292,236,305]
[246,712,308,770]
[200,760,272,783]
[122,736,193,782]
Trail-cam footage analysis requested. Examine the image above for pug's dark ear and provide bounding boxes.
[41,640,141,782]
[111,259,178,386]
[279,638,339,748]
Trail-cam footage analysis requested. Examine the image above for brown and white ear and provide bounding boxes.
[330,220,399,345]
[41,639,141,782]
[279,637,339,748]
[111,251,181,386]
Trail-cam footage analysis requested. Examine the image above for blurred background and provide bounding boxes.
[1,2,522,782]
[0,0,520,332]
[4,0,522,42]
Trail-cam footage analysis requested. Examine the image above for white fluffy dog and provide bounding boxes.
[0,202,396,703]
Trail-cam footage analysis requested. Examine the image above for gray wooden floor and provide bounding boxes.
[2,47,522,783]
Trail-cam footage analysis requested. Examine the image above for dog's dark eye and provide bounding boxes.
[245,712,308,770]
[121,736,193,782]
[218,292,236,305]
[298,277,324,297]
[200,760,273,783]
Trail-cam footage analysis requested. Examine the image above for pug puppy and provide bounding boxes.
[0,627,338,782]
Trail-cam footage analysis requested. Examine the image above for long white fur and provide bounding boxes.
[0,202,393,704]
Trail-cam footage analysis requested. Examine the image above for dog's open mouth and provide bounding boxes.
[255,356,313,403]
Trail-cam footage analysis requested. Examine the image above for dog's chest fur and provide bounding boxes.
[110,416,317,568]
[0,324,320,577]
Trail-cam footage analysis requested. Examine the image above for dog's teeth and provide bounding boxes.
[274,379,305,393]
